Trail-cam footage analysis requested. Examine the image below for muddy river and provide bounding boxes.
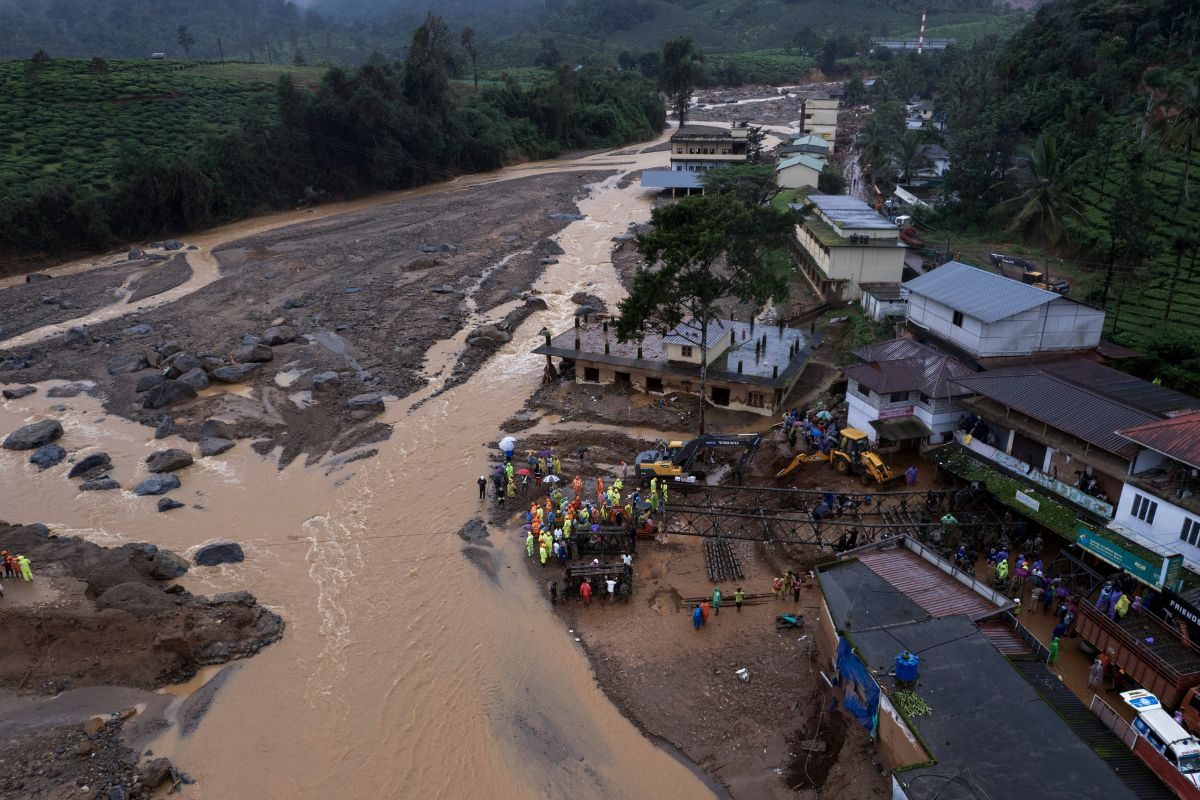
[0,136,738,797]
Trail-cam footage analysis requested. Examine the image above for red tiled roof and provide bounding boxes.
[857,548,1001,621]
[1117,411,1200,471]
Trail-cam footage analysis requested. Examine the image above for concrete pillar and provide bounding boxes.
[1042,448,1055,474]
[1004,428,1016,455]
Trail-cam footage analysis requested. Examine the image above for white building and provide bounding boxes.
[859,282,907,321]
[788,194,906,302]
[842,338,975,446]
[801,98,839,141]
[1111,413,1200,573]
[904,262,1106,360]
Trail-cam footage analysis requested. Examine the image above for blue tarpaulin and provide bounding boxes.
[836,637,880,736]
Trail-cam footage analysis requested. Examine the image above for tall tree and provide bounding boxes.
[1152,77,1200,201]
[614,193,796,434]
[461,26,479,89]
[993,133,1081,249]
[892,131,931,184]
[403,14,457,118]
[176,25,195,59]
[700,164,776,206]
[659,37,702,129]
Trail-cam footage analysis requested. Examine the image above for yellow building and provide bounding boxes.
[788,194,906,301]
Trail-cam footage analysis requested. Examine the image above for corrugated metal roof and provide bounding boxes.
[792,133,831,149]
[1117,411,1200,471]
[857,548,1001,621]
[1045,359,1200,415]
[846,337,975,397]
[858,282,905,301]
[903,261,1058,323]
[952,369,1160,456]
[809,194,897,231]
[776,154,826,173]
[672,125,732,139]
[663,319,733,345]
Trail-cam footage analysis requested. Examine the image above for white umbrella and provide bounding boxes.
[499,436,516,452]
[543,475,561,484]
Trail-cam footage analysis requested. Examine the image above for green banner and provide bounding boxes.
[1076,527,1163,587]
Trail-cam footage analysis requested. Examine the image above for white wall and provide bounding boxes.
[827,247,906,297]
[907,293,1104,357]
[1114,484,1200,570]
[862,294,908,321]
[846,384,963,443]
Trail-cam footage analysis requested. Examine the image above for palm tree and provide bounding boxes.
[1151,77,1200,201]
[993,133,1082,248]
[893,131,933,184]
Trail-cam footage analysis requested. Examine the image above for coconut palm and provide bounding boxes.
[993,133,1083,248]
[893,131,933,184]
[1152,77,1200,201]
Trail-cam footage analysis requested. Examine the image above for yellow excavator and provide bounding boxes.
[635,433,762,480]
[776,428,902,485]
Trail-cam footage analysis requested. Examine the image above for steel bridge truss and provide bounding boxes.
[663,484,1013,552]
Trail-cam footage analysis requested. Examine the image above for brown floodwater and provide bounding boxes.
[0,137,725,798]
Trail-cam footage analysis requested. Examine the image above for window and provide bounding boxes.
[919,393,932,405]
[890,392,909,403]
[680,345,694,357]
[615,371,631,384]
[583,367,600,383]
[952,310,964,327]
[646,377,663,393]
[1132,494,1159,524]
[748,391,765,408]
[1182,518,1200,546]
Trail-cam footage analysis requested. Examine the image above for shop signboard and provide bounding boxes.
[1077,527,1170,588]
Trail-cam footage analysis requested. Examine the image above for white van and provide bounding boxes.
[1121,689,1200,785]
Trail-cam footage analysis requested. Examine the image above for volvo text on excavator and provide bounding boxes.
[634,433,762,480]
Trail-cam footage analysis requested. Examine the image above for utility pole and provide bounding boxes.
[267,42,274,65]
[917,8,927,55]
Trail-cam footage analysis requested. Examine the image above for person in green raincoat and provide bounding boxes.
[712,586,722,616]
[526,531,535,558]
[539,542,549,565]
[1047,636,1060,665]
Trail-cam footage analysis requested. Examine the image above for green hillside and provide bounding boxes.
[0,59,323,198]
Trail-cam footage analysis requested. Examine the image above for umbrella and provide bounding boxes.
[539,450,554,456]
[499,436,516,452]
[516,468,532,475]
[816,410,833,422]
[543,475,561,484]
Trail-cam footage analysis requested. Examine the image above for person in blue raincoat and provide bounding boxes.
[692,605,704,629]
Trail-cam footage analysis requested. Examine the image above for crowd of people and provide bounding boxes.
[782,407,838,450]
[1,550,31,582]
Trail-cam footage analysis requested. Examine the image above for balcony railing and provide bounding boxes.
[954,431,1115,519]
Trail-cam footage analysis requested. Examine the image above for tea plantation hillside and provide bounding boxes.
[0,59,324,197]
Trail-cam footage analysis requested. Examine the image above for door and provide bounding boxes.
[711,387,730,406]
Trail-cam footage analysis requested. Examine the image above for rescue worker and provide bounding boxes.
[692,605,703,629]
[1,551,12,578]
[734,587,745,612]
[18,555,32,582]
[1047,636,1060,665]
[526,530,535,558]
[995,557,1010,586]
[581,580,593,605]
[712,586,722,616]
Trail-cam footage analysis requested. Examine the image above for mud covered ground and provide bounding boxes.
[0,171,610,466]
[498,430,888,799]
[0,521,281,798]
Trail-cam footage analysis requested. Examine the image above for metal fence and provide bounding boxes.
[1089,695,1139,749]
[1005,612,1052,661]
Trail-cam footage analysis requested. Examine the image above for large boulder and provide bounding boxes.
[199,438,235,457]
[2,385,36,400]
[421,243,457,253]
[64,326,93,346]
[146,448,193,473]
[166,352,202,378]
[312,371,340,392]
[524,296,549,311]
[106,352,150,375]
[210,364,259,384]
[233,343,273,364]
[467,324,512,349]
[142,380,197,410]
[345,393,385,416]
[46,382,90,398]
[199,419,236,439]
[261,325,295,346]
[125,323,153,335]
[154,416,175,439]
[29,443,66,470]
[25,272,52,283]
[148,548,189,578]
[176,367,210,391]
[80,477,121,491]
[133,474,181,496]
[158,498,185,512]
[3,419,63,450]
[135,373,166,393]
[193,541,245,567]
[68,452,113,479]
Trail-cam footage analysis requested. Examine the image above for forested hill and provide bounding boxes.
[0,0,1012,63]
[903,0,1200,384]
